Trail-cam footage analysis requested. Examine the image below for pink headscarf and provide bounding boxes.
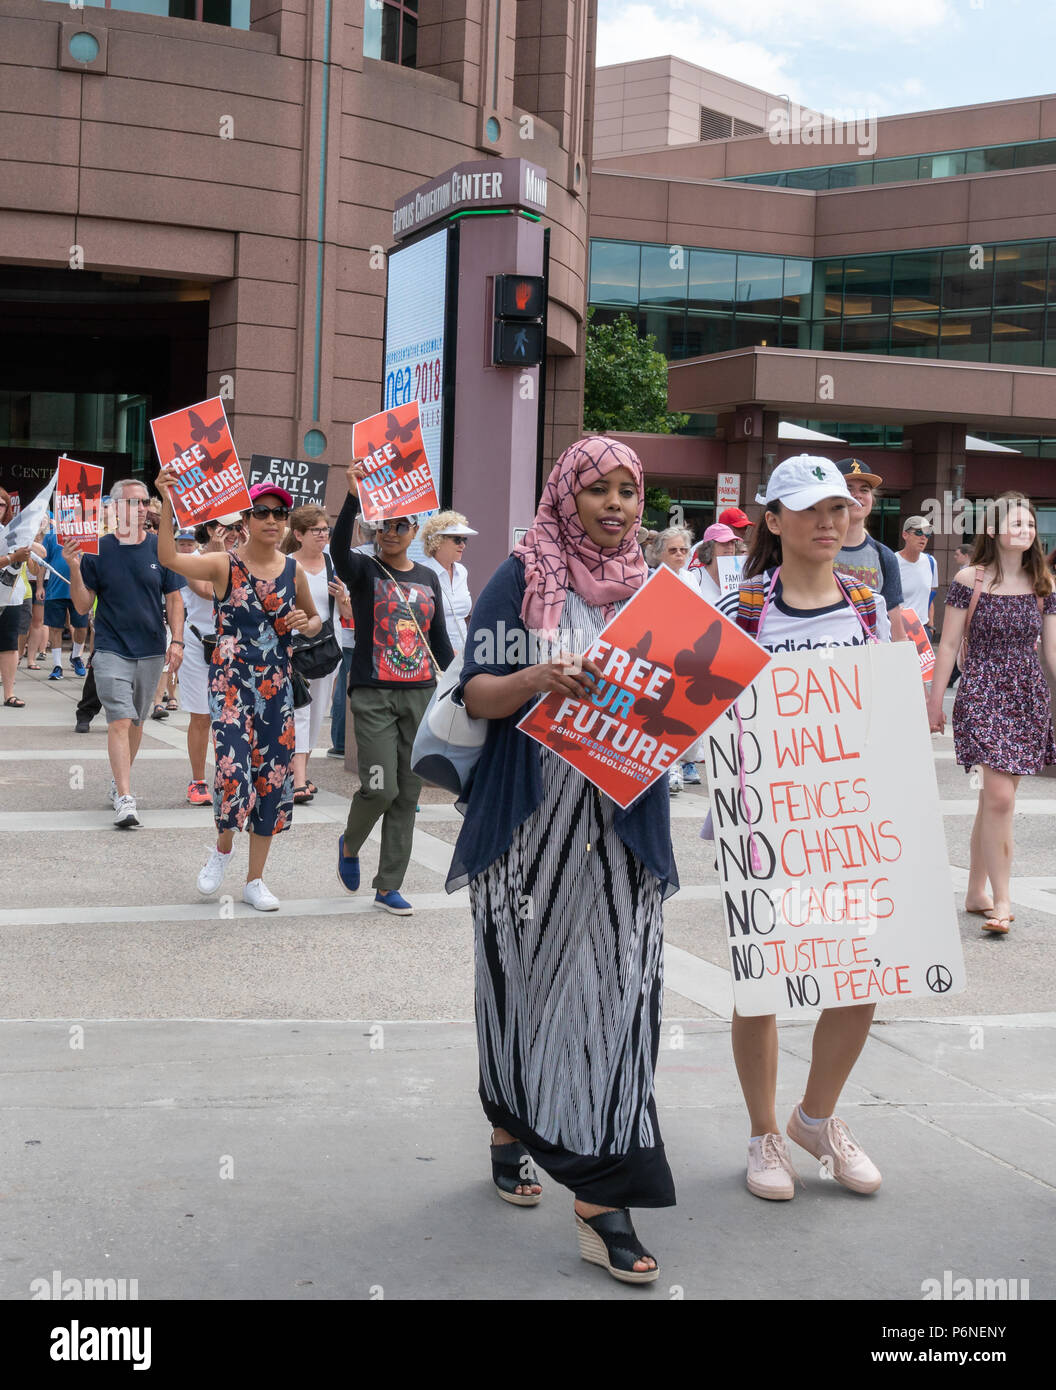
[513,436,648,633]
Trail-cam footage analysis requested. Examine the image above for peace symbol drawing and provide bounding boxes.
[926,963,953,993]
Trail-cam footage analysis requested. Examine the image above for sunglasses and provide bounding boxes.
[908,528,930,537]
[377,520,412,536]
[250,504,290,521]
[445,536,467,546]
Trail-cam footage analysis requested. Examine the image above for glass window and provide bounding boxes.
[820,319,842,352]
[842,256,892,316]
[828,162,874,189]
[588,241,640,306]
[890,315,940,357]
[781,259,814,318]
[941,245,994,310]
[938,312,991,361]
[639,309,685,360]
[840,318,891,354]
[735,255,784,315]
[639,244,689,306]
[872,157,921,185]
[363,0,383,58]
[919,151,966,179]
[815,260,843,319]
[732,316,781,349]
[784,167,830,191]
[991,308,1044,365]
[965,146,1016,174]
[1046,308,1056,367]
[992,242,1048,306]
[688,249,736,313]
[684,313,733,357]
[1014,140,1056,168]
[892,251,942,313]
[779,320,814,349]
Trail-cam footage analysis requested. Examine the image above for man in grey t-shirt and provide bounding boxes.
[832,458,905,641]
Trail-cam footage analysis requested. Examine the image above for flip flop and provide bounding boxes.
[293,786,314,804]
[3,696,26,707]
[26,662,41,671]
[982,915,1013,934]
[965,905,995,917]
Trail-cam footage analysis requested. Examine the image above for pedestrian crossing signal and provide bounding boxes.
[493,274,545,366]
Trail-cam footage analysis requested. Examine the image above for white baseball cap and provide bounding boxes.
[756,455,862,511]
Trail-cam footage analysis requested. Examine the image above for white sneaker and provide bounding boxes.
[746,1133,799,1200]
[668,764,683,794]
[113,795,139,829]
[197,846,234,896]
[107,778,118,809]
[242,879,280,911]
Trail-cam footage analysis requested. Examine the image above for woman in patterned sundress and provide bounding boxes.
[928,492,1056,935]
[451,437,678,1286]
[156,474,321,911]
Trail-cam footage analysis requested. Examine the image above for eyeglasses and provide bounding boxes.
[377,520,412,536]
[250,505,290,521]
[307,526,331,536]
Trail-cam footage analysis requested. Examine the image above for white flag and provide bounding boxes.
[0,469,57,609]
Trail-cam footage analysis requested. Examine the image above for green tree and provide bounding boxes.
[583,309,689,435]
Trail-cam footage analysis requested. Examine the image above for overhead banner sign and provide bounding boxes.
[55,456,104,556]
[353,402,440,524]
[392,158,549,241]
[248,455,329,507]
[150,397,251,527]
[517,564,771,809]
[707,643,964,1016]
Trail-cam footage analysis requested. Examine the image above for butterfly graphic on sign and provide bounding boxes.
[673,621,751,707]
[622,633,697,740]
[188,409,228,446]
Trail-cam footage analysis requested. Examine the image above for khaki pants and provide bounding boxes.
[344,685,432,890]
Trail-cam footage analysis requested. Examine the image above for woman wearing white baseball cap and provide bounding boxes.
[420,510,477,657]
[713,454,893,1203]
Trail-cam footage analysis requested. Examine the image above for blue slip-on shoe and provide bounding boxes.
[337,835,360,892]
[374,889,413,916]
[69,656,87,678]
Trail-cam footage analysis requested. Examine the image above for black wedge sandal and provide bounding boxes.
[490,1139,542,1206]
[575,1208,659,1284]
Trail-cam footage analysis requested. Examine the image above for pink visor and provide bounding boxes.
[249,482,294,507]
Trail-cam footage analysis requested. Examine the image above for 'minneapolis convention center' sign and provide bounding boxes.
[392,158,549,241]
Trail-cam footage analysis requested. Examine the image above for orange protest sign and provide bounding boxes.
[55,456,104,555]
[352,402,439,523]
[516,564,771,809]
[900,606,935,684]
[149,397,251,527]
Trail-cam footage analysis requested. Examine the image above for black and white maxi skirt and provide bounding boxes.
[469,750,675,1208]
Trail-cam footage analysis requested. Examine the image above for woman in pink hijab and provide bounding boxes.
[448,437,679,1286]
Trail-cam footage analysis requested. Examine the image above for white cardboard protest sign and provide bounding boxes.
[716,555,744,597]
[706,642,964,1016]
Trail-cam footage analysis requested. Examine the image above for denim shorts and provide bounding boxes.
[44,599,92,631]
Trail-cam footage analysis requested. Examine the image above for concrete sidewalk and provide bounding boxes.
[2,1017,1053,1301]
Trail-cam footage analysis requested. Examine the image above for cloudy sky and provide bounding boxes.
[595,0,1056,118]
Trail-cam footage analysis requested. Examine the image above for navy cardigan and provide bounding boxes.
[445,555,679,898]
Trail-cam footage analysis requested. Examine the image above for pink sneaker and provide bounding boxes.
[786,1108,882,1194]
[746,1133,799,1200]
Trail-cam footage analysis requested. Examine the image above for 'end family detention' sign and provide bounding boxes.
[707,642,965,1016]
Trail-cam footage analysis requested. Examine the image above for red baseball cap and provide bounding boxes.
[249,481,294,507]
[718,507,751,530]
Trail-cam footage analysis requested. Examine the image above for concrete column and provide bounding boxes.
[907,421,964,597]
[451,214,545,584]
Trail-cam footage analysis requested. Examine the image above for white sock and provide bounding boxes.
[798,1105,828,1126]
[72,642,84,658]
[52,648,62,667]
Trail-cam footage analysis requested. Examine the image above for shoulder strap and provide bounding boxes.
[322,551,336,619]
[964,566,985,641]
[371,556,440,672]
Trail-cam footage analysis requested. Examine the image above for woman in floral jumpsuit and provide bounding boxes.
[156,476,321,910]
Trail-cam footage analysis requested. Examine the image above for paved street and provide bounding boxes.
[2,669,1054,1300]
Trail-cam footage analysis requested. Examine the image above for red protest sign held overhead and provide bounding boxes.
[149,397,251,527]
[900,606,935,685]
[352,402,439,523]
[516,564,771,809]
[55,456,104,555]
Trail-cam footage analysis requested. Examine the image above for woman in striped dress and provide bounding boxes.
[449,437,678,1285]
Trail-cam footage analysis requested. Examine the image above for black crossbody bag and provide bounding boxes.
[290,553,342,680]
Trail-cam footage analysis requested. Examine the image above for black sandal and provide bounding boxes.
[575,1208,659,1284]
[490,1139,541,1206]
[3,696,25,707]
[293,786,314,804]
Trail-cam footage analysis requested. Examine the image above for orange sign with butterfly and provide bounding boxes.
[149,397,251,527]
[55,456,104,555]
[516,564,772,808]
[352,402,439,523]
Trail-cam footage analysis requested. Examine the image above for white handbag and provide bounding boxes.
[411,650,488,799]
